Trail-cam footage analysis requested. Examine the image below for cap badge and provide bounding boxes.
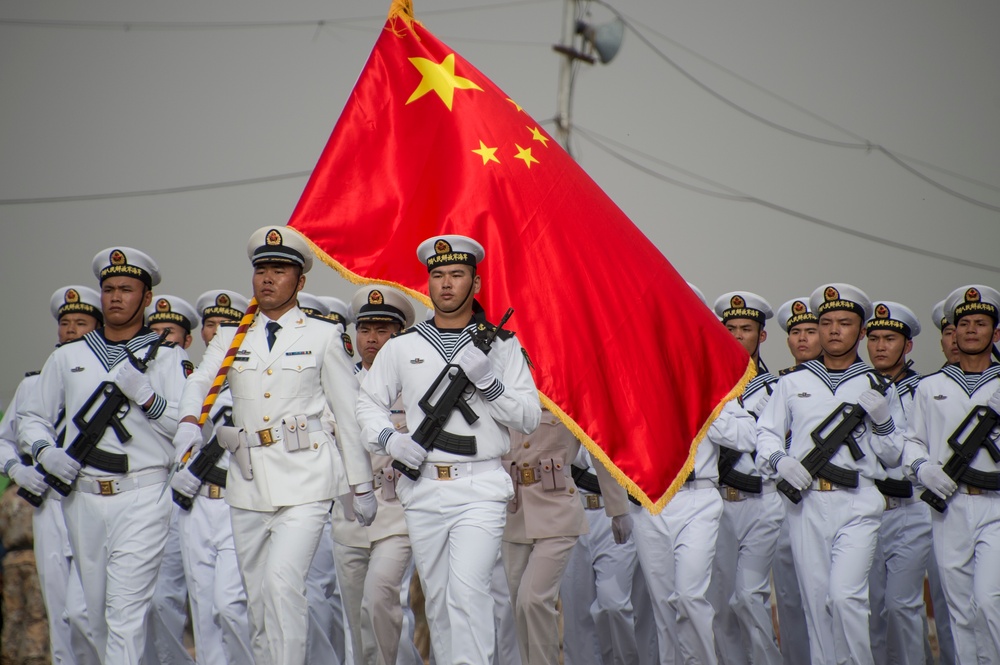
[824,286,840,302]
[65,288,80,304]
[217,293,231,307]
[368,290,384,306]
[434,239,452,254]
[966,287,980,303]
[156,298,171,313]
[266,229,282,246]
[110,250,126,266]
[792,300,807,315]
[875,304,889,319]
[730,295,745,308]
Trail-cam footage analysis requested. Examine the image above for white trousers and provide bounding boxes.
[306,520,346,665]
[398,467,511,665]
[144,505,195,665]
[62,482,172,664]
[930,492,1000,665]
[720,492,784,665]
[178,496,253,664]
[772,508,810,665]
[230,501,331,665]
[560,507,639,665]
[787,486,883,665]
[868,500,932,665]
[33,497,75,664]
[634,487,722,665]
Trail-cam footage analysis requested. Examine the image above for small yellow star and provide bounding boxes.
[472,141,500,165]
[506,98,523,112]
[406,54,482,111]
[526,126,550,147]
[514,144,539,169]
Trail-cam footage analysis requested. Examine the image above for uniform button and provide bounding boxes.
[523,462,530,468]
[313,443,319,450]
[523,442,530,449]
[264,392,271,399]
[263,416,270,422]
[267,369,273,375]
[569,488,575,494]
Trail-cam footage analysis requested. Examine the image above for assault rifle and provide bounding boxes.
[778,361,911,504]
[392,308,514,482]
[920,405,1000,513]
[172,406,233,510]
[28,331,168,500]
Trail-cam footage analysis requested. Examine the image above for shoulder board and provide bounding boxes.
[479,321,515,341]
[306,311,336,324]
[391,327,418,338]
[778,364,806,376]
[24,370,40,377]
[219,321,239,328]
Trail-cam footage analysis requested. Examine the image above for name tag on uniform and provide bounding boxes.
[285,350,312,356]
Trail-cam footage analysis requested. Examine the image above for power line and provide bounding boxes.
[573,125,1000,274]
[0,171,310,205]
[0,0,556,31]
[588,4,1000,213]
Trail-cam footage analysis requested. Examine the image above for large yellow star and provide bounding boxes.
[514,144,539,169]
[526,126,550,148]
[406,54,482,111]
[472,141,500,165]
[506,98,523,113]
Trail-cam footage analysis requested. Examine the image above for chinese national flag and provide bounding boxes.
[288,2,753,511]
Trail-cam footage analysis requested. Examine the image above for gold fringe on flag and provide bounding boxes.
[301,232,757,515]
[386,0,422,38]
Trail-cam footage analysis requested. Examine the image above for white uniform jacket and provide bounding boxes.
[757,359,903,479]
[701,400,758,482]
[0,373,39,473]
[21,329,189,476]
[179,307,369,511]
[901,363,1000,478]
[726,372,778,477]
[357,318,541,463]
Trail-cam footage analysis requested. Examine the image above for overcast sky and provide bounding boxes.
[2,0,999,404]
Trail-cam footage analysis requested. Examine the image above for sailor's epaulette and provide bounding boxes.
[778,364,806,377]
[219,321,240,328]
[306,311,336,324]
[479,322,515,341]
[391,326,418,338]
[24,370,41,377]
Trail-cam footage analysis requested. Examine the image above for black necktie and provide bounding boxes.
[266,321,281,350]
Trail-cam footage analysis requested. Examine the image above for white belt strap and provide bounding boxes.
[419,458,502,481]
[76,468,168,496]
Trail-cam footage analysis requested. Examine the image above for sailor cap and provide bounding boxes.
[50,285,103,325]
[810,283,872,323]
[714,292,773,325]
[196,290,248,323]
[92,247,161,288]
[247,226,313,273]
[867,301,920,339]
[145,295,198,333]
[944,285,1000,326]
[351,286,415,328]
[417,235,484,271]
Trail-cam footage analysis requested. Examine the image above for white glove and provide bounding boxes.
[385,432,428,469]
[170,467,202,498]
[857,389,891,425]
[457,346,497,390]
[9,464,48,496]
[37,446,81,485]
[775,456,811,491]
[752,392,770,417]
[988,387,1000,415]
[353,491,378,527]
[917,463,957,500]
[172,421,204,464]
[115,361,154,406]
[611,514,633,544]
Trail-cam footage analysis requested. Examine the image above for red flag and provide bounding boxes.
[288,2,753,512]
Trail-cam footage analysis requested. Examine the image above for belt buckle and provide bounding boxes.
[435,465,454,480]
[519,467,538,485]
[585,494,601,510]
[257,427,276,446]
[208,484,222,499]
[98,480,116,496]
[818,478,834,491]
[724,487,742,502]
[967,485,982,496]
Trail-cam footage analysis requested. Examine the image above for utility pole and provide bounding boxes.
[554,0,578,154]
